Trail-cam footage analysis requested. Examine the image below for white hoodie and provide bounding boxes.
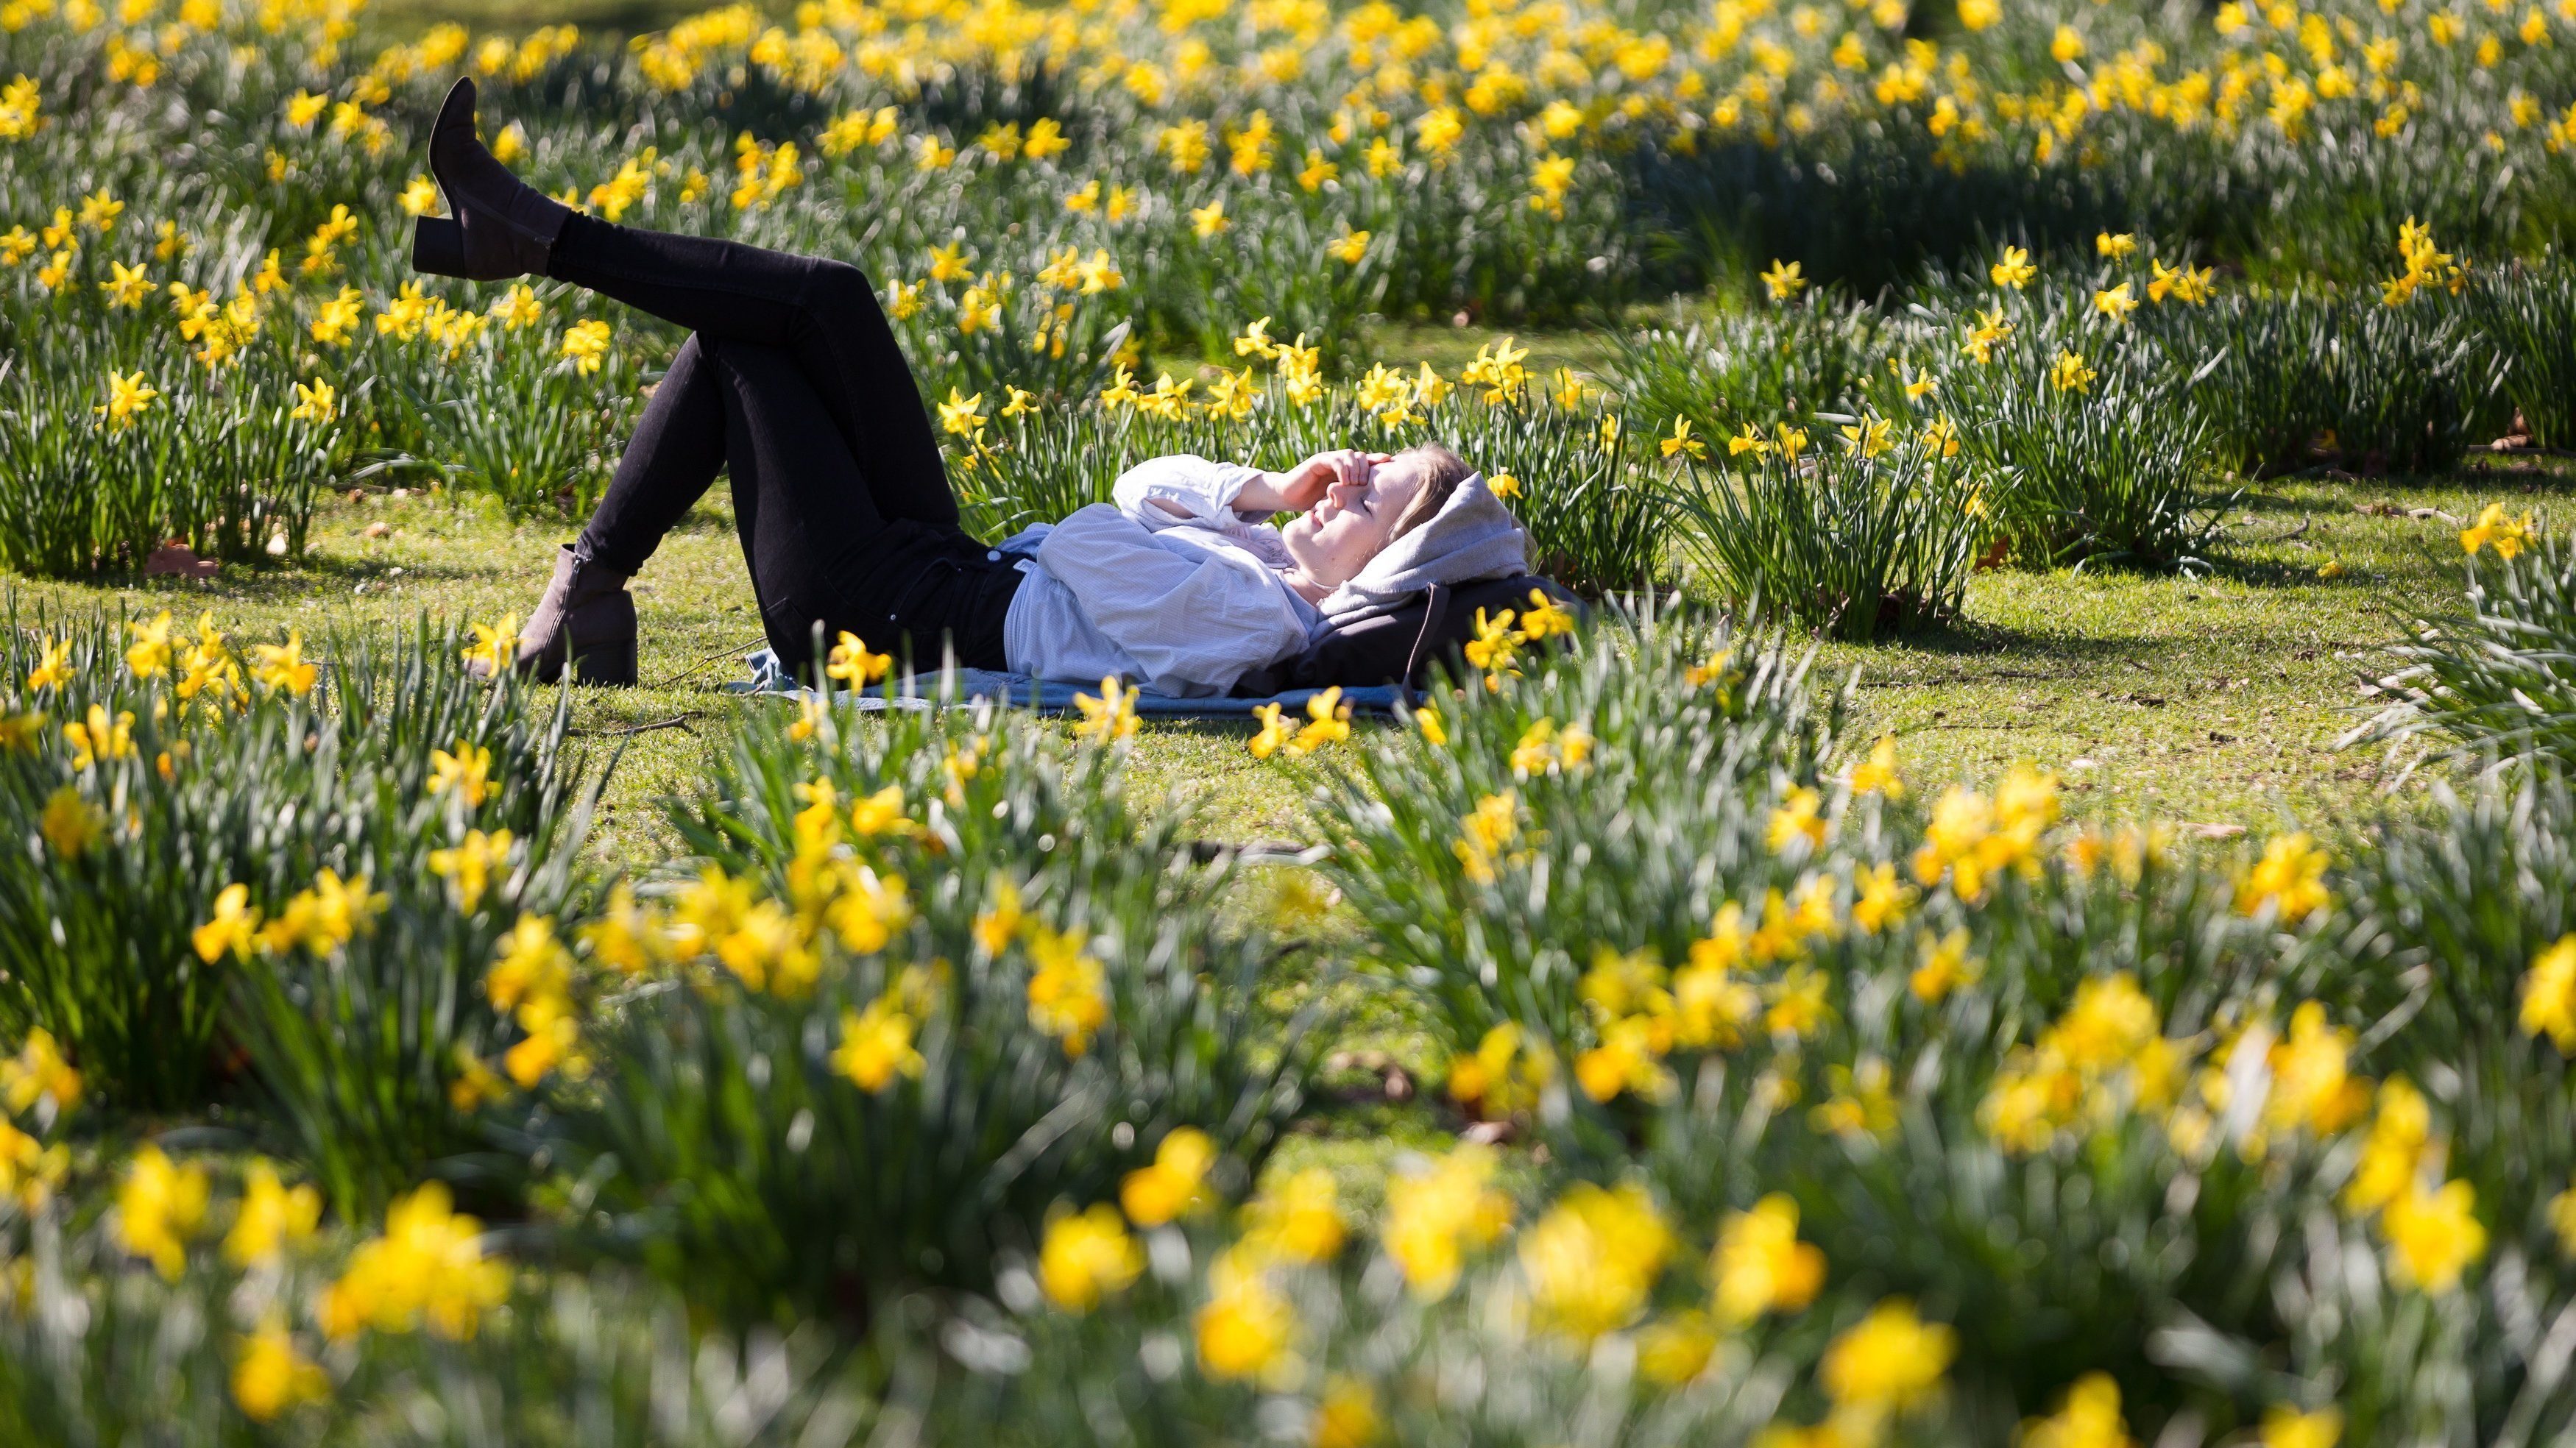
[999,454,1530,698]
[998,455,1316,698]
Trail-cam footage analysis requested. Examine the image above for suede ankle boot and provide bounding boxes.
[509,544,637,686]
[411,77,572,282]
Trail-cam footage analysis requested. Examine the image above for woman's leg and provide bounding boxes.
[576,334,726,575]
[701,336,888,644]
[496,333,721,685]
[696,337,1014,675]
[545,214,959,530]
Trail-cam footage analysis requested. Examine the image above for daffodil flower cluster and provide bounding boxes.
[1549,863,1898,1110]
[110,1145,208,1280]
[1591,1191,1833,1386]
[831,962,941,1092]
[1191,1164,1349,1385]
[1033,1121,1320,1344]
[1763,1299,1959,1448]
[192,869,388,964]
[100,1144,327,1360]
[2233,829,2334,924]
[1246,686,1351,759]
[1443,1018,1554,1119]
[2380,215,2466,305]
[974,876,1113,1057]
[1450,787,1526,885]
[2338,1076,2490,1293]
[0,1029,81,1124]
[1031,1132,1908,1429]
[475,914,588,1093]
[1979,971,2192,1154]
[1382,1143,1515,1299]
[1446,588,1576,698]
[673,819,915,998]
[1518,1180,1674,1342]
[316,1182,512,1342]
[1907,763,2061,903]
[0,1030,77,1212]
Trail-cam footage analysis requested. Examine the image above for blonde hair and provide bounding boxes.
[1386,441,1479,542]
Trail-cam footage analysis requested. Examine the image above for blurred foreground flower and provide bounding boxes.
[318,1182,511,1341]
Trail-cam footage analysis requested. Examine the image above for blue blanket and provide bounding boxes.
[723,651,1406,717]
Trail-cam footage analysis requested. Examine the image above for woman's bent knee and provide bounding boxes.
[799,259,881,322]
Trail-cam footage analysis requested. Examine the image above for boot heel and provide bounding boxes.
[411,217,465,277]
[567,636,638,687]
[566,592,639,687]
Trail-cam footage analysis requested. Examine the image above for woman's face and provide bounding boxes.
[1283,451,1430,588]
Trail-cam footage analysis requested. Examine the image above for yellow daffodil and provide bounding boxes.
[1819,1298,1956,1411]
[223,1160,321,1269]
[428,828,514,915]
[827,631,893,688]
[0,1029,82,1118]
[63,704,135,770]
[1711,1193,1826,1324]
[113,1145,208,1280]
[1026,923,1110,1054]
[2234,831,2332,924]
[832,995,926,1091]
[1119,1126,1214,1226]
[1383,1145,1512,1299]
[2519,934,2576,1053]
[290,376,336,423]
[232,1316,329,1422]
[96,369,160,427]
[2260,1407,2343,1448]
[1038,1203,1142,1310]
[316,1182,510,1341]
[2459,502,2536,560]
[559,318,611,375]
[461,617,518,676]
[2382,1178,2488,1293]
[1072,675,1139,742]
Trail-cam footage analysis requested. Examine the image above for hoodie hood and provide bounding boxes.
[1314,472,1530,630]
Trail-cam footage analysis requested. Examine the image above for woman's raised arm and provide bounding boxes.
[1236,450,1388,516]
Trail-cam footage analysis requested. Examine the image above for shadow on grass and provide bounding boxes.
[2201,477,2496,519]
[1134,714,1415,750]
[2240,458,2576,504]
[190,556,509,603]
[1859,612,2162,664]
[0,553,477,606]
[2450,455,2576,494]
[2195,551,2346,589]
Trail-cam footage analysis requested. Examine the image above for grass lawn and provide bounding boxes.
[11,352,2557,857]
[1809,455,2576,829]
[10,326,2563,1184]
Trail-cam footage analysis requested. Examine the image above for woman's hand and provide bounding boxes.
[1244,450,1390,514]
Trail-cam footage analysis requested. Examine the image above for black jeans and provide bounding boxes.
[548,213,1019,675]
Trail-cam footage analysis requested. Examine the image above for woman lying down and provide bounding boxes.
[409,77,1535,696]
